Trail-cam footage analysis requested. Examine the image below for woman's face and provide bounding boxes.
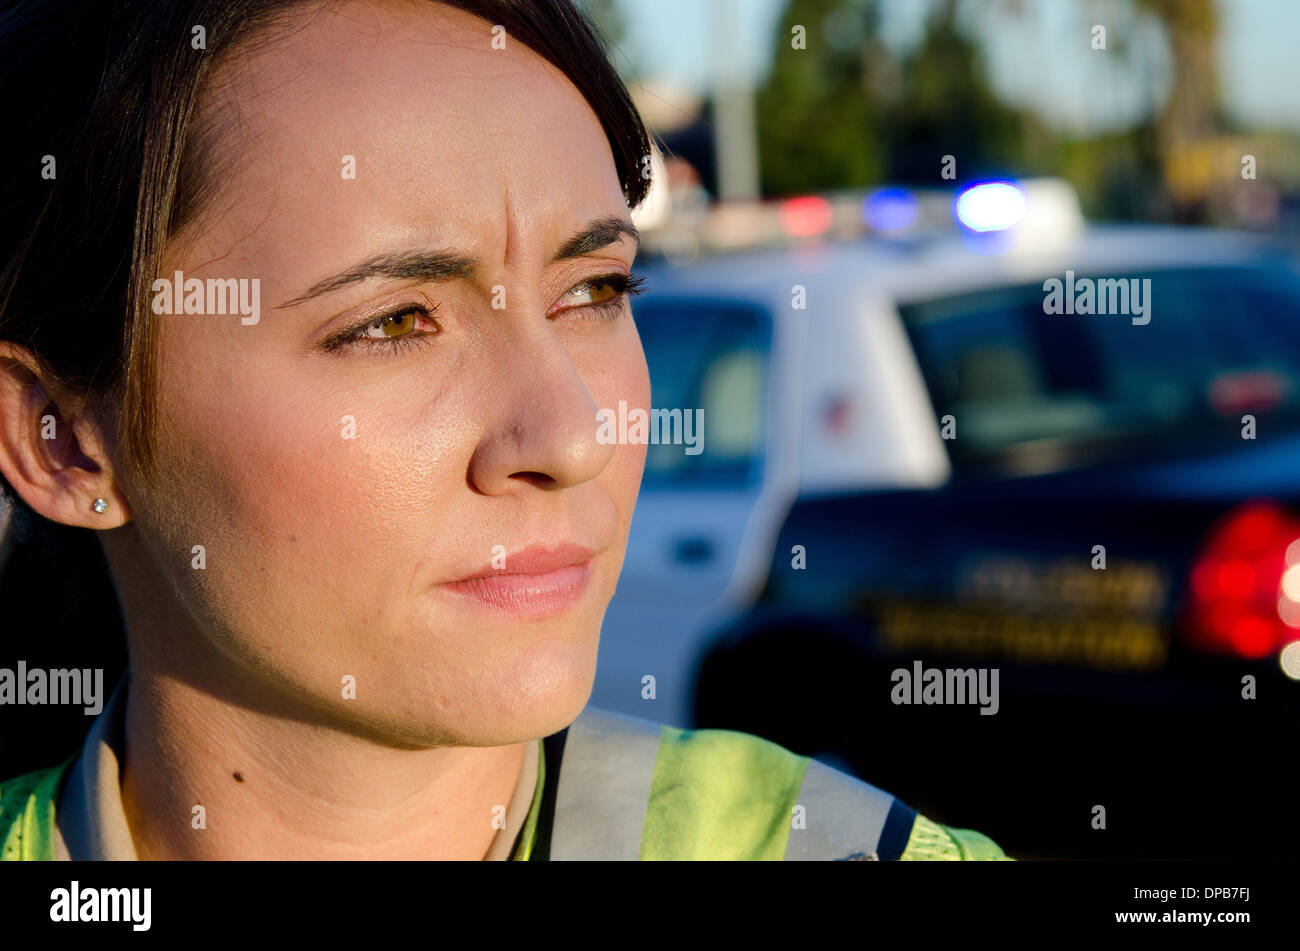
[123,0,650,745]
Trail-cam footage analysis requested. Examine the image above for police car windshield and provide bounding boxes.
[899,264,1300,473]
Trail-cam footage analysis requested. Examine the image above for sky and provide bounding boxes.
[606,0,1300,133]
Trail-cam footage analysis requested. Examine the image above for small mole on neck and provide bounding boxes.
[233,771,245,783]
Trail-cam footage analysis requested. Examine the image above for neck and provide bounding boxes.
[119,672,526,860]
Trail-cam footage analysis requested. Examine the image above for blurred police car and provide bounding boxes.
[595,181,1300,859]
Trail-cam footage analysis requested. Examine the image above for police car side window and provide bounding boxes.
[633,299,770,487]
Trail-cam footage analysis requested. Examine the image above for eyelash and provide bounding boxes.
[323,271,648,356]
[559,271,647,321]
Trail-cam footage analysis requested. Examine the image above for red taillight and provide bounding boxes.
[1186,501,1300,658]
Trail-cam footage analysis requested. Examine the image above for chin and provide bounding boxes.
[478,635,599,744]
[377,634,599,748]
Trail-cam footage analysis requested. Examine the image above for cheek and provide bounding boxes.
[154,318,458,520]
[146,328,455,647]
[586,321,651,509]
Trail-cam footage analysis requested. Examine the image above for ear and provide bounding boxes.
[0,342,132,528]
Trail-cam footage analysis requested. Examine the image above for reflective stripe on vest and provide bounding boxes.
[548,706,661,859]
[548,706,911,860]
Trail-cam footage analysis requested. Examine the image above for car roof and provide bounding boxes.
[637,224,1293,310]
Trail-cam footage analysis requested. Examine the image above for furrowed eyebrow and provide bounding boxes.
[549,215,640,263]
[277,250,477,309]
[277,216,639,309]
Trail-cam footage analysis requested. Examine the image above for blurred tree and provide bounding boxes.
[755,0,889,196]
[755,0,1045,196]
[1135,0,1221,219]
[1119,0,1221,150]
[1076,0,1222,221]
[754,0,1232,221]
[882,0,1042,183]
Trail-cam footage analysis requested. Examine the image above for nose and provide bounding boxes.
[466,325,616,495]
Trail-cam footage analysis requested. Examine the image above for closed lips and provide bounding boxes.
[439,544,597,618]
[449,543,597,581]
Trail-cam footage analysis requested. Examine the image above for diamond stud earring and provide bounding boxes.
[91,498,108,514]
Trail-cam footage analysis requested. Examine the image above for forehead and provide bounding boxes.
[190,0,626,265]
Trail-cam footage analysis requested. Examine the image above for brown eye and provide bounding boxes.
[548,272,645,318]
[561,279,620,308]
[355,306,437,341]
[582,280,620,305]
[321,300,443,355]
[365,311,413,338]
